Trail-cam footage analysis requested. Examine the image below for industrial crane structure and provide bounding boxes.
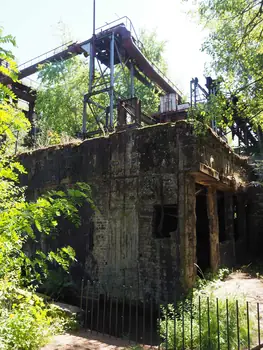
[0,13,261,153]
[0,16,182,134]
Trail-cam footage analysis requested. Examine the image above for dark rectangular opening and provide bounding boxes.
[196,184,210,272]
[217,190,227,242]
[233,195,239,241]
[153,204,178,238]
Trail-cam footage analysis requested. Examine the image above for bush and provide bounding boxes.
[0,284,77,350]
[161,294,256,350]
[0,28,89,350]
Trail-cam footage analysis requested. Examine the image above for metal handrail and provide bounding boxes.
[96,16,182,96]
[17,17,183,96]
[96,16,137,38]
[21,77,40,90]
[141,50,183,96]
[18,41,74,71]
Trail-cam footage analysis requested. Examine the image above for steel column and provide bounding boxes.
[93,0,96,36]
[109,33,115,128]
[89,47,94,93]
[89,0,96,93]
[194,78,198,107]
[190,79,193,108]
[130,63,134,98]
[82,96,87,135]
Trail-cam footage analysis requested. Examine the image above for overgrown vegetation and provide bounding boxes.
[161,295,252,350]
[0,285,78,350]
[0,28,93,349]
[160,268,257,349]
[192,0,263,133]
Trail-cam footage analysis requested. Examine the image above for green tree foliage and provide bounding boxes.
[35,29,169,143]
[35,57,94,142]
[194,0,263,129]
[0,27,17,100]
[0,28,93,349]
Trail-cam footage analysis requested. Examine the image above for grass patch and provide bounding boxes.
[160,267,258,349]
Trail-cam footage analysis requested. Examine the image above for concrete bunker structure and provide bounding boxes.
[20,120,249,301]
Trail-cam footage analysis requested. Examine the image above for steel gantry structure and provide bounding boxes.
[1,14,260,153]
[82,17,182,134]
[0,16,182,136]
[190,77,262,153]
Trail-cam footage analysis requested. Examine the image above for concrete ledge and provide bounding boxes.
[199,163,220,180]
[191,163,235,190]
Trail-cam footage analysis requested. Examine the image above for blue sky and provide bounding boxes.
[1,0,209,96]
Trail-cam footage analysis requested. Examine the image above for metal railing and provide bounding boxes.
[21,77,40,90]
[18,41,74,72]
[80,280,263,349]
[96,16,183,97]
[96,16,138,41]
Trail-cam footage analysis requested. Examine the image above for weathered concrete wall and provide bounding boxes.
[20,121,248,299]
[197,129,247,182]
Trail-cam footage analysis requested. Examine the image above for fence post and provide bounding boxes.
[142,289,146,346]
[226,298,230,350]
[173,299,177,350]
[121,285,125,338]
[199,295,202,348]
[90,282,95,334]
[247,301,250,350]
[257,303,261,347]
[236,300,240,350]
[96,282,100,334]
[128,286,132,344]
[80,278,84,310]
[217,298,220,350]
[115,293,119,339]
[85,280,90,331]
[207,297,211,350]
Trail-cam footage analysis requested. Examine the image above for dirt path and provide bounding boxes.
[42,272,263,350]
[208,271,263,304]
[41,331,136,350]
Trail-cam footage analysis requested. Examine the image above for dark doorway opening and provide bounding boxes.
[196,184,210,273]
[217,191,227,242]
[233,195,239,241]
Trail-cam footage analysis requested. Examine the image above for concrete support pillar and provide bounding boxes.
[207,187,220,271]
[178,172,196,290]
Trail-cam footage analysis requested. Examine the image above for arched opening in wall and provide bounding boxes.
[196,184,210,274]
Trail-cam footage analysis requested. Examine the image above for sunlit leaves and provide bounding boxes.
[0,29,94,288]
[0,27,92,349]
[195,0,263,131]
[35,57,96,141]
